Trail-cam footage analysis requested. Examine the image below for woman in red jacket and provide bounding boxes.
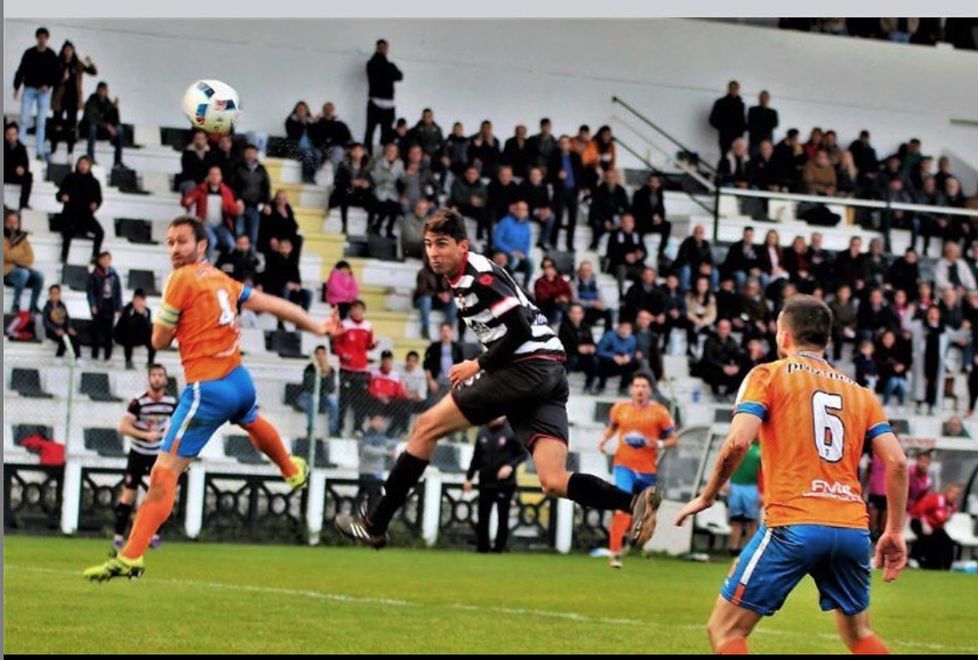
[533,257,573,325]
[910,483,962,570]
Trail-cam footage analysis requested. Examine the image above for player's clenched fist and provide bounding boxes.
[449,359,481,387]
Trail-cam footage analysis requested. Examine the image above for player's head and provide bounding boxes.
[630,372,654,404]
[147,363,167,393]
[350,299,366,322]
[775,294,832,358]
[424,209,469,278]
[166,216,209,268]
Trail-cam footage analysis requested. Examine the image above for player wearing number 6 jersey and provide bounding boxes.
[676,295,909,655]
[84,216,338,582]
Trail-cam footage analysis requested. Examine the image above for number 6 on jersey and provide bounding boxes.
[812,391,844,462]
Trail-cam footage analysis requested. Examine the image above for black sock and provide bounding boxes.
[114,502,134,536]
[566,473,634,512]
[366,452,429,534]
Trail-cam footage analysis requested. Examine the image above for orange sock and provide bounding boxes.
[242,415,297,479]
[851,634,889,655]
[609,511,631,554]
[121,465,178,560]
[717,637,749,655]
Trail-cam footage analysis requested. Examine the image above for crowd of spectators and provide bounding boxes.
[776,18,978,50]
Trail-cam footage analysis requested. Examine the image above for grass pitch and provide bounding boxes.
[4,536,977,654]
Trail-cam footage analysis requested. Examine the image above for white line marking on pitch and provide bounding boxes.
[8,565,976,653]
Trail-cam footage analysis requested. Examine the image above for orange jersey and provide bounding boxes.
[734,352,891,530]
[608,400,676,474]
[156,263,250,382]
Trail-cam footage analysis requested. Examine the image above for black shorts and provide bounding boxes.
[123,451,158,490]
[452,358,569,448]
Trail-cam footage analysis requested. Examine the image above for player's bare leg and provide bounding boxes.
[834,610,889,654]
[335,393,470,546]
[706,596,762,654]
[240,414,308,489]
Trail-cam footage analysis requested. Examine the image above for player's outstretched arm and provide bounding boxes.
[151,323,176,350]
[242,289,339,336]
[872,431,909,582]
[675,412,760,526]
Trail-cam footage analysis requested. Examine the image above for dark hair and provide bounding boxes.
[36,27,49,38]
[169,215,209,243]
[244,143,258,151]
[376,39,388,47]
[540,117,551,125]
[786,128,800,139]
[859,130,870,138]
[351,299,366,310]
[335,260,351,270]
[96,81,108,91]
[97,251,112,260]
[781,294,832,349]
[49,283,61,292]
[422,107,432,114]
[632,372,655,388]
[133,288,146,299]
[75,154,92,169]
[578,124,590,133]
[148,363,167,375]
[5,121,19,131]
[314,344,327,353]
[235,233,250,242]
[424,208,468,243]
[406,350,419,360]
[381,350,394,360]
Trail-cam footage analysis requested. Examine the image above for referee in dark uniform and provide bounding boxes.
[112,364,177,554]
[464,417,526,553]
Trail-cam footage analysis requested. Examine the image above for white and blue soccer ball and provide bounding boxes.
[182,79,240,135]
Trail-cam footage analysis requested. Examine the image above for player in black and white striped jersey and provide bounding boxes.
[337,209,662,549]
[112,364,177,554]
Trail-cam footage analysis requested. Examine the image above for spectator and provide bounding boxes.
[502,124,531,179]
[881,18,920,43]
[746,139,778,192]
[299,345,340,437]
[803,127,824,161]
[367,142,404,238]
[323,260,359,319]
[708,80,746,156]
[414,261,457,340]
[820,130,843,166]
[622,266,665,325]
[441,121,470,180]
[258,190,302,261]
[114,288,155,370]
[519,166,556,249]
[631,173,670,257]
[828,284,858,360]
[943,415,969,437]
[783,235,814,290]
[364,39,403,152]
[746,90,778,155]
[261,238,311,314]
[211,133,239,180]
[468,120,501,178]
[606,213,647,296]
[424,322,464,399]
[313,101,352,167]
[3,210,44,317]
[892,288,915,333]
[449,164,490,242]
[400,350,428,414]
[685,276,717,352]
[285,101,321,183]
[858,288,899,341]
[368,350,409,436]
[716,275,741,323]
[848,130,879,192]
[581,125,616,191]
[487,164,520,225]
[57,155,103,263]
[401,144,438,214]
[408,107,443,166]
[912,306,949,414]
[331,299,377,433]
[392,117,414,160]
[912,177,947,256]
[700,319,745,399]
[464,417,526,553]
[933,156,955,195]
[769,128,805,191]
[835,150,858,197]
[572,260,613,330]
[910,483,962,570]
[674,224,715,292]
[875,329,910,405]
[807,231,833,284]
[329,143,372,234]
[80,81,124,167]
[939,287,965,330]
[534,257,573,325]
[717,137,750,187]
[357,414,397,514]
[573,124,591,155]
[230,144,271,249]
[4,122,33,209]
[596,320,639,395]
[41,284,81,358]
[559,303,599,393]
[548,135,584,252]
[801,149,837,196]
[865,453,889,541]
[758,228,787,284]
[181,165,244,261]
[835,236,867,293]
[853,339,879,391]
[87,251,122,361]
[727,440,761,556]
[721,226,760,288]
[662,273,690,351]
[936,241,977,293]
[907,452,934,511]
[528,117,557,171]
[492,201,533,287]
[880,178,914,247]
[216,234,260,285]
[401,199,431,260]
[887,247,921,299]
[587,168,629,250]
[633,309,665,382]
[13,27,59,161]
[176,130,213,195]
[737,278,772,342]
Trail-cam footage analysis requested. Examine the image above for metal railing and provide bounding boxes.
[613,136,715,216]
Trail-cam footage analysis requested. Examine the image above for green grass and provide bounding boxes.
[4,536,977,654]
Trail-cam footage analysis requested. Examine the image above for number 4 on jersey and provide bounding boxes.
[216,289,236,326]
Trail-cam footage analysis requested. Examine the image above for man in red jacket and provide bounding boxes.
[332,299,377,434]
[533,257,573,325]
[368,349,411,435]
[181,165,244,261]
[910,483,962,570]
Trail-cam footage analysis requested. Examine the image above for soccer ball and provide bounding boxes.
[182,79,240,135]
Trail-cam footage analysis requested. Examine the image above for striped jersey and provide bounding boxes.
[447,251,564,366]
[124,391,178,455]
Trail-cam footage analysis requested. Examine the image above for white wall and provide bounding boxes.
[5,18,978,186]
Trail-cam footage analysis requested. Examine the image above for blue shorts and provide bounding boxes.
[721,524,871,617]
[613,466,656,495]
[728,483,760,521]
[161,366,259,458]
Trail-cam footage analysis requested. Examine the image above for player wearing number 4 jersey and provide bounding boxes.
[677,295,909,655]
[84,216,339,582]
